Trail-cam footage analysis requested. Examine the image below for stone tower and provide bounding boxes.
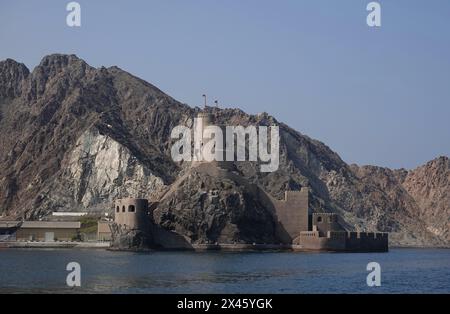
[114,198,150,231]
[193,110,234,170]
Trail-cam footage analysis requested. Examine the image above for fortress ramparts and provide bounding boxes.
[111,188,388,252]
[294,230,388,252]
[111,112,388,252]
[112,190,388,252]
[273,189,388,252]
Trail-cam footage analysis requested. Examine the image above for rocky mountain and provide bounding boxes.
[401,157,449,243]
[0,54,448,247]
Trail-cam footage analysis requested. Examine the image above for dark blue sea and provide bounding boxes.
[0,248,448,293]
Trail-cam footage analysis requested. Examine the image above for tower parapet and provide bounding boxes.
[114,198,149,231]
[196,111,214,128]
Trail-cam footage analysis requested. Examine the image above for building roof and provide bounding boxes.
[0,221,21,228]
[312,212,338,216]
[20,221,81,229]
[52,212,87,217]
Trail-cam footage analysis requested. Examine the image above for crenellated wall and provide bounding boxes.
[294,230,388,252]
[345,231,388,252]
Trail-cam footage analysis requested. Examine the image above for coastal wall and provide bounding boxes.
[294,231,388,252]
[345,231,388,252]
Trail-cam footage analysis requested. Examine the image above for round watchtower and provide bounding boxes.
[194,111,234,170]
[114,198,149,231]
[193,111,213,163]
[197,111,213,129]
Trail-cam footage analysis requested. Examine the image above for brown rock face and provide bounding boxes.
[109,223,154,251]
[344,163,446,246]
[401,157,449,243]
[0,54,448,246]
[0,59,29,99]
[153,163,278,244]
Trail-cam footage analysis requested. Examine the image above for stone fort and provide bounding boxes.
[111,111,388,252]
[112,191,388,252]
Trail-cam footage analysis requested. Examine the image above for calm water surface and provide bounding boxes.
[0,248,448,293]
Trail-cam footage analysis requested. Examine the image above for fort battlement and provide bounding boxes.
[346,232,388,239]
[326,231,347,240]
[313,213,336,216]
[283,188,309,200]
[295,229,388,252]
[301,231,387,240]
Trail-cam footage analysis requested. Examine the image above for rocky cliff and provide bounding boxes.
[0,54,448,247]
[401,157,449,243]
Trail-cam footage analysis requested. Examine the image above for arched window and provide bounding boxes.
[128,205,135,213]
[116,206,119,213]
[328,216,333,223]
[317,216,322,223]
[122,206,125,212]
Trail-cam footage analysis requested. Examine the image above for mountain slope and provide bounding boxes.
[401,157,449,242]
[0,54,448,247]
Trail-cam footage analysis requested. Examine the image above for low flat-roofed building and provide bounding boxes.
[52,212,87,217]
[0,221,21,241]
[0,221,22,229]
[15,221,81,242]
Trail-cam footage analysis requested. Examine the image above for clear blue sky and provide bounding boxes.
[1,0,449,169]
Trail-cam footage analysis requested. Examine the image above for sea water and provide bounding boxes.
[0,248,448,293]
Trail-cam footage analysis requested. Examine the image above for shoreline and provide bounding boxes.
[0,241,110,249]
[1,240,448,251]
[1,242,447,251]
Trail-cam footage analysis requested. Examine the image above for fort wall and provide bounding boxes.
[312,213,343,236]
[271,188,309,242]
[345,231,388,252]
[295,230,388,252]
[294,231,346,251]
